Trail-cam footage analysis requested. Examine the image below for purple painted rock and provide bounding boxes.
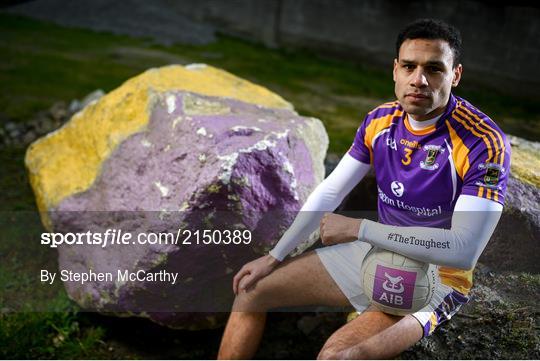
[49,91,328,329]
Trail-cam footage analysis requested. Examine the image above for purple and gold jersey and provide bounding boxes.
[348,93,511,294]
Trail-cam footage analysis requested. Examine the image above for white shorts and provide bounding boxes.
[315,241,470,338]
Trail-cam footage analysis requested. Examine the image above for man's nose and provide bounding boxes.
[411,68,428,88]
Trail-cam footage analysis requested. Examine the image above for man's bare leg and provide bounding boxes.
[218,250,351,359]
[217,311,267,360]
[318,306,423,359]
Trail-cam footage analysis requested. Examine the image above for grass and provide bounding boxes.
[0,11,538,359]
[0,294,109,359]
[0,187,109,358]
[0,145,108,357]
[0,147,36,210]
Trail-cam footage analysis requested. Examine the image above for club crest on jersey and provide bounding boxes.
[477,163,504,189]
[420,145,444,170]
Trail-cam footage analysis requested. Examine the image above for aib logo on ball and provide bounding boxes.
[373,265,416,309]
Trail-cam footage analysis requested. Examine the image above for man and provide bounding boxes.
[218,18,511,359]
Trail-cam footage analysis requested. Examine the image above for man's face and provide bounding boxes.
[393,38,462,121]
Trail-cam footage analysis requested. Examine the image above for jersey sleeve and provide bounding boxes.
[348,102,401,164]
[348,114,373,164]
[460,130,511,206]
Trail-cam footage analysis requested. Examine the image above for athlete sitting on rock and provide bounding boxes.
[218,18,511,360]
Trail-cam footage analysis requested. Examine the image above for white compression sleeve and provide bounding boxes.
[269,153,371,261]
[358,195,503,270]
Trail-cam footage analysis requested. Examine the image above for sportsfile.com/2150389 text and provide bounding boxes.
[40,229,252,248]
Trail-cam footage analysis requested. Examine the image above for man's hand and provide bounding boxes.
[233,254,281,295]
[320,213,362,246]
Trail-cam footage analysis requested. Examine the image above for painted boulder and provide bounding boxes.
[25,64,328,328]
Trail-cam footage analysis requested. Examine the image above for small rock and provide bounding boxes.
[81,89,105,108]
[22,130,37,144]
[36,117,54,134]
[9,129,20,138]
[5,122,17,131]
[68,100,82,114]
[49,101,67,121]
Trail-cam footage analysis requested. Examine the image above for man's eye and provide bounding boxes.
[428,66,442,72]
[403,65,415,70]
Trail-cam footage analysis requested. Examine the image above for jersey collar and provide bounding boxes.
[403,93,457,136]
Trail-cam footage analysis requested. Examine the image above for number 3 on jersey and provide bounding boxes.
[401,147,413,165]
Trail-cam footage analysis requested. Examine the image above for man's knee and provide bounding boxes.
[232,278,280,312]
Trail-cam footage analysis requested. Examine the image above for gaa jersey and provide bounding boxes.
[348,93,511,294]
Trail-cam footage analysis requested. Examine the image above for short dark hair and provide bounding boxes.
[396,19,462,67]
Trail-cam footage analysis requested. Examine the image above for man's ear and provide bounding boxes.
[393,58,398,82]
[452,64,463,87]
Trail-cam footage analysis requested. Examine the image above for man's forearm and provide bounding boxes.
[358,219,467,268]
[358,195,503,269]
[319,213,363,246]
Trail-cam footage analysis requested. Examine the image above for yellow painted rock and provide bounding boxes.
[508,135,540,188]
[25,64,293,229]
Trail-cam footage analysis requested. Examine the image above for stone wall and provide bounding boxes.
[171,0,540,98]
[6,0,540,97]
